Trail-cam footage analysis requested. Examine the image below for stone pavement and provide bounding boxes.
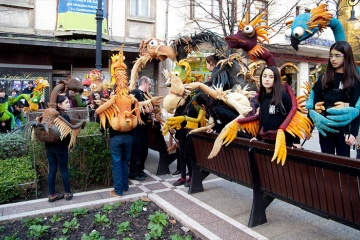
[1,130,360,239]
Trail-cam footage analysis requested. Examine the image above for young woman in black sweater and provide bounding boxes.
[252,65,297,147]
[311,41,360,157]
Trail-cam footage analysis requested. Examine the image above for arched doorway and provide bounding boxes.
[279,63,299,94]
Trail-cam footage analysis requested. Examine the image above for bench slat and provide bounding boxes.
[340,173,353,222]
[301,165,314,207]
[282,161,295,200]
[331,171,344,218]
[307,166,320,210]
[323,169,336,215]
[349,175,360,223]
[315,167,328,213]
[288,161,300,202]
[294,162,307,204]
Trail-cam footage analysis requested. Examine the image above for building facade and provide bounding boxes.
[0,0,169,100]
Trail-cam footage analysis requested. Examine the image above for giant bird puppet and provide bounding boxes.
[285,3,360,137]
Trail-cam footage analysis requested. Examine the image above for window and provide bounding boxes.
[130,0,150,18]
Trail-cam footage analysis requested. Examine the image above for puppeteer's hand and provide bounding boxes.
[250,137,257,142]
[345,134,356,146]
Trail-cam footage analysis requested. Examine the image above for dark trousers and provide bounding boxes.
[46,146,70,195]
[110,134,133,195]
[319,130,350,157]
[129,124,148,178]
[177,128,192,179]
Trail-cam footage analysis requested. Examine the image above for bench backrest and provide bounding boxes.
[250,141,360,230]
[188,131,360,230]
[187,132,253,188]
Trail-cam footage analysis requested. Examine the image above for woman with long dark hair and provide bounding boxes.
[253,65,296,146]
[311,41,360,156]
[45,95,73,202]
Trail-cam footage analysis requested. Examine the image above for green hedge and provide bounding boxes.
[0,122,113,203]
[0,156,36,203]
[0,132,30,160]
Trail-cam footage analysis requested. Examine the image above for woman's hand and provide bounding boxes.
[292,144,302,149]
[345,134,356,146]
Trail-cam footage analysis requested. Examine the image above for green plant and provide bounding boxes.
[81,230,105,240]
[27,224,51,238]
[93,213,110,226]
[50,213,64,222]
[71,207,89,217]
[171,234,192,240]
[0,132,30,160]
[0,155,36,203]
[116,221,132,236]
[53,237,69,240]
[0,225,5,232]
[62,217,80,234]
[102,204,114,213]
[3,233,20,240]
[22,217,43,227]
[146,211,169,240]
[126,199,148,217]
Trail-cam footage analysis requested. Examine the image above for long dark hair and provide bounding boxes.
[196,92,216,117]
[258,65,283,105]
[56,95,68,111]
[323,41,360,89]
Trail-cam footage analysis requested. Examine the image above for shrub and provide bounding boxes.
[0,156,36,203]
[0,132,30,160]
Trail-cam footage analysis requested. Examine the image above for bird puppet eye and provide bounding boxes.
[243,25,254,35]
[292,26,305,37]
[91,83,97,89]
[149,39,159,48]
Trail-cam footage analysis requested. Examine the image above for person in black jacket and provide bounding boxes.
[252,65,296,147]
[311,41,360,157]
[195,92,239,134]
[129,76,153,181]
[22,81,34,107]
[46,95,73,202]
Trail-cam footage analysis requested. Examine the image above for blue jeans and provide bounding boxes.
[110,134,133,195]
[46,146,70,195]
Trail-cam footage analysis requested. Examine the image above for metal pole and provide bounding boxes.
[95,0,104,70]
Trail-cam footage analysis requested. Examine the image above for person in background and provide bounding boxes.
[22,81,34,107]
[0,88,13,133]
[45,95,73,202]
[129,76,153,181]
[12,101,26,127]
[310,41,360,157]
[11,89,19,98]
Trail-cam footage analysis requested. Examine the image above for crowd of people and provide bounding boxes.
[2,40,360,203]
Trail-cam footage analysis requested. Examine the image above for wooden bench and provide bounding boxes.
[187,131,360,231]
[147,121,177,175]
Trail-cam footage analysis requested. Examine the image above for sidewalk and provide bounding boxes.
[1,133,360,239]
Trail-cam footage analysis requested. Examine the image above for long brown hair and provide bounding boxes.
[323,41,360,89]
[258,65,283,106]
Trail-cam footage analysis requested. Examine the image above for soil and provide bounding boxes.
[0,200,203,240]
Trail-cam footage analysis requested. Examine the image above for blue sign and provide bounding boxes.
[58,0,107,16]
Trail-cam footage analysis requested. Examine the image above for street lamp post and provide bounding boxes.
[348,0,360,22]
[95,0,104,70]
